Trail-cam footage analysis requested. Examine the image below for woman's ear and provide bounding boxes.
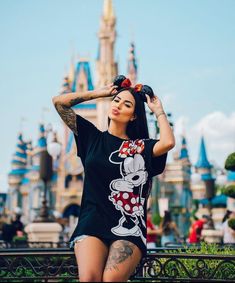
[130,114,137,122]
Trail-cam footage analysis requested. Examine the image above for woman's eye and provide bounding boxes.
[125,104,131,108]
[114,99,119,102]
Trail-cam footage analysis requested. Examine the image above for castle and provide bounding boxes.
[6,0,233,240]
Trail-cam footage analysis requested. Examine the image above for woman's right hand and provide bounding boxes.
[94,83,118,98]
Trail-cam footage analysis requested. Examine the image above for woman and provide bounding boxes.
[52,75,175,282]
[160,210,180,247]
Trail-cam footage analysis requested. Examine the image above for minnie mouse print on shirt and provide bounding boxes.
[108,139,148,244]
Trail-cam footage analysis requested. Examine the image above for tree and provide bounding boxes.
[223,152,235,230]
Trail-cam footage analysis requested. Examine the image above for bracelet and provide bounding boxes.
[156,111,166,119]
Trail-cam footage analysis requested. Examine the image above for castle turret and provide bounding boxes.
[96,0,117,86]
[195,136,212,169]
[127,42,138,85]
[179,135,191,167]
[195,136,213,181]
[8,133,28,186]
[8,133,28,212]
[60,76,71,94]
[31,124,47,174]
[96,0,118,130]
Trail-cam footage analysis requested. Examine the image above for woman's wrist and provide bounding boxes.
[93,88,110,99]
[154,109,166,119]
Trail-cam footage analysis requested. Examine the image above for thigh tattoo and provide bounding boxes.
[105,240,135,271]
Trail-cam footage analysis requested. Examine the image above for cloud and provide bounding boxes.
[192,67,222,80]
[174,111,235,168]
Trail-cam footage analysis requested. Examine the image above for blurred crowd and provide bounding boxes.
[147,209,235,248]
[0,208,235,247]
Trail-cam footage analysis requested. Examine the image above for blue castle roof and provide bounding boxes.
[9,133,28,176]
[179,136,189,160]
[72,61,94,92]
[71,61,96,110]
[37,124,47,150]
[195,136,212,169]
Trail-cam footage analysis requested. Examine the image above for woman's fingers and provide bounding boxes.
[145,94,150,103]
[110,85,118,94]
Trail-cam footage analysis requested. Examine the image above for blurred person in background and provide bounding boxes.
[221,210,235,244]
[146,208,162,249]
[160,210,180,247]
[188,215,209,244]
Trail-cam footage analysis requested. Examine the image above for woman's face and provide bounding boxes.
[108,90,136,124]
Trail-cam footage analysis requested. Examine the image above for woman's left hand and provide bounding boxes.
[145,94,164,114]
[95,83,118,98]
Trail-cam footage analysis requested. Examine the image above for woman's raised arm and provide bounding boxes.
[52,84,117,135]
[145,94,175,157]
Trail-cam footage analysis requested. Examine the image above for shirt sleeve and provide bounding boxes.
[144,139,168,178]
[73,114,101,164]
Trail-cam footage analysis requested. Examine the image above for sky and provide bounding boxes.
[0,0,235,192]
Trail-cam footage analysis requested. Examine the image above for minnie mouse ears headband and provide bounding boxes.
[113,75,154,103]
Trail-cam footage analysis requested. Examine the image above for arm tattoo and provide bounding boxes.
[105,240,135,271]
[70,97,85,107]
[54,102,78,135]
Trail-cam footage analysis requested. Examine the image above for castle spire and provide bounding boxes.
[195,136,212,169]
[96,0,118,130]
[35,124,47,154]
[60,76,71,94]
[179,136,189,160]
[96,0,117,87]
[179,135,191,167]
[68,56,75,85]
[127,42,138,85]
[8,133,28,181]
[103,0,115,21]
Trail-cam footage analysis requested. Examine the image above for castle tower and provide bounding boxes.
[8,133,28,212]
[179,135,191,167]
[195,136,212,172]
[162,134,192,236]
[96,0,117,86]
[30,124,47,180]
[96,0,118,130]
[195,136,212,178]
[190,136,215,216]
[127,42,138,85]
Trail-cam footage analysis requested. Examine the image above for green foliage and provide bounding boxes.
[222,185,235,199]
[152,212,162,226]
[12,235,27,242]
[228,218,235,230]
[225,152,235,171]
[147,243,235,280]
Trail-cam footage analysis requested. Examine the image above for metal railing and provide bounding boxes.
[0,246,235,282]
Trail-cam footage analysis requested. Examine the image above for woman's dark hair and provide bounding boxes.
[107,75,155,140]
[162,210,172,234]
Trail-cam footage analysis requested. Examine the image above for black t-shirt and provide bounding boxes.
[70,114,167,256]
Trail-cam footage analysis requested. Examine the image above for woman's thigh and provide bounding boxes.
[102,240,142,282]
[74,236,109,282]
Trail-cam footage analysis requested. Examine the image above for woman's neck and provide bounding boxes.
[108,120,129,139]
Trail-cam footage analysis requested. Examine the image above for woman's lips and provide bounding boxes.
[112,109,120,115]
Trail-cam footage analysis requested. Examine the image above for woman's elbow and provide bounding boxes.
[166,139,175,151]
[52,96,58,105]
